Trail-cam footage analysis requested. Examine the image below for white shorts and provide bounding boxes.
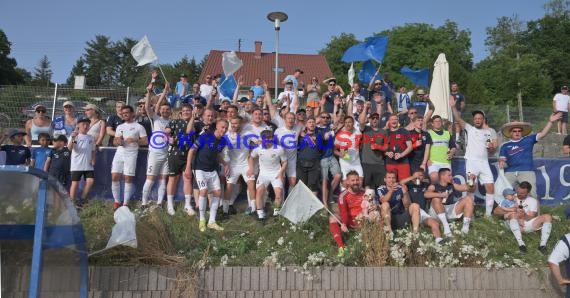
[465,159,494,184]
[194,170,221,191]
[420,209,431,223]
[286,156,297,178]
[256,173,283,189]
[428,162,451,174]
[429,202,463,220]
[522,217,540,232]
[146,152,169,176]
[226,164,255,184]
[340,163,364,180]
[111,151,138,176]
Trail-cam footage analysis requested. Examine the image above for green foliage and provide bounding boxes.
[0,30,27,85]
[31,55,53,87]
[82,200,569,271]
[318,33,360,88]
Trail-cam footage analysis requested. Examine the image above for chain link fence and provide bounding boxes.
[0,85,146,129]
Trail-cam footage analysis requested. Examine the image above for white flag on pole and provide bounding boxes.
[279,180,324,224]
[131,35,158,67]
[222,51,243,77]
[348,62,355,86]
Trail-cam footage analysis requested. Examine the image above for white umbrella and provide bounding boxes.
[429,53,452,121]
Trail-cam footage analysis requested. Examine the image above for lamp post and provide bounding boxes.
[267,11,288,100]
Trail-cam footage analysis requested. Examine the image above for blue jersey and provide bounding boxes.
[499,134,538,172]
[250,86,265,100]
[377,184,405,214]
[32,147,52,170]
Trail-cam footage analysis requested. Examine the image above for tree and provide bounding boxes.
[318,33,360,88]
[32,55,53,87]
[544,0,570,17]
[484,15,524,57]
[113,37,144,87]
[66,57,86,85]
[82,35,116,86]
[0,29,26,85]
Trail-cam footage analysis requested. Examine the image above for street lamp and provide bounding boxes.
[267,11,288,100]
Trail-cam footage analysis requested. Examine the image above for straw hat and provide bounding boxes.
[500,121,532,138]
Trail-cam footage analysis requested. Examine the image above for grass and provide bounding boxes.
[81,199,570,272]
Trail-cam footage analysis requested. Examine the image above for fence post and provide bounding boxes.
[506,105,510,122]
[51,83,58,120]
[126,86,130,106]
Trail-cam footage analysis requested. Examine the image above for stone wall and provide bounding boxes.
[2,266,567,298]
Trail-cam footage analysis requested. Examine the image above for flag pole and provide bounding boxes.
[156,62,169,85]
[323,206,343,225]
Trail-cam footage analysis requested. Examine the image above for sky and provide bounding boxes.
[0,0,549,84]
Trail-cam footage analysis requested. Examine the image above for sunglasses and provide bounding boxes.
[36,110,47,113]
[321,116,330,119]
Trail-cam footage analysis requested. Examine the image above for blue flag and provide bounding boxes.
[342,35,389,63]
[219,74,237,98]
[358,60,377,85]
[400,67,430,88]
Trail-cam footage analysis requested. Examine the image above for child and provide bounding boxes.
[30,132,52,170]
[0,129,31,166]
[44,135,71,189]
[499,188,519,220]
[357,188,380,222]
[68,118,96,206]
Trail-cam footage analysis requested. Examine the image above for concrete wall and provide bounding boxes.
[2,266,566,298]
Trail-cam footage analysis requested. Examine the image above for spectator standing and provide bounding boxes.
[68,118,96,206]
[111,105,148,209]
[499,113,562,199]
[106,101,125,146]
[30,133,51,170]
[25,104,52,147]
[200,74,214,99]
[84,104,106,147]
[52,101,77,138]
[44,135,71,189]
[296,117,326,196]
[282,68,303,90]
[1,129,31,165]
[553,86,570,135]
[427,115,456,183]
[306,77,321,114]
[450,96,496,217]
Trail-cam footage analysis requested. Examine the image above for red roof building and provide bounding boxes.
[199,41,333,90]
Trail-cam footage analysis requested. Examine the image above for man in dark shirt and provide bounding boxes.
[321,79,340,114]
[384,114,412,180]
[185,119,229,232]
[296,117,326,195]
[407,115,432,173]
[1,129,31,165]
[106,101,125,146]
[358,109,387,192]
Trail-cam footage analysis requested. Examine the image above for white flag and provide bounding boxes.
[131,35,158,67]
[280,180,324,224]
[222,51,243,77]
[348,62,355,86]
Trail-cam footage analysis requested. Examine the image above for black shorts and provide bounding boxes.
[168,155,187,176]
[71,171,94,181]
[558,111,569,123]
[296,159,321,192]
[391,212,411,230]
[362,163,385,190]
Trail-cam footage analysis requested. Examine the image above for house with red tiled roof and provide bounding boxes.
[199,41,333,93]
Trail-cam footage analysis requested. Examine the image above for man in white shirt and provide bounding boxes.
[507,182,553,253]
[111,105,148,209]
[200,74,214,99]
[248,130,287,220]
[450,96,497,217]
[222,116,256,215]
[553,85,570,135]
[141,84,171,209]
[277,81,298,113]
[274,112,302,191]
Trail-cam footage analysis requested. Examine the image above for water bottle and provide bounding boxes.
[467,172,474,187]
[415,177,421,186]
[442,189,449,204]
